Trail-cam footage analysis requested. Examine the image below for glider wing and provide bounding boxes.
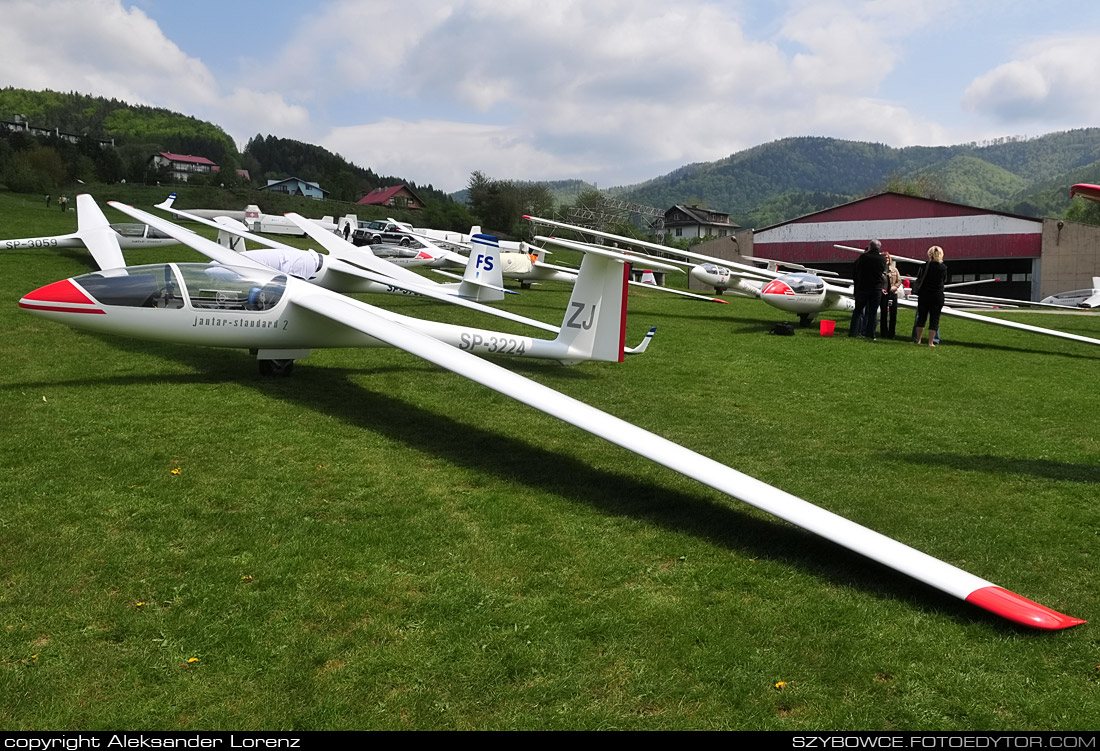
[290,290,1083,630]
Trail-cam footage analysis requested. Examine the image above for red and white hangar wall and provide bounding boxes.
[734,192,1100,301]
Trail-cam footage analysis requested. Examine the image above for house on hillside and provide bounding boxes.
[2,114,114,148]
[658,205,738,241]
[148,152,219,182]
[260,177,328,200]
[357,185,425,210]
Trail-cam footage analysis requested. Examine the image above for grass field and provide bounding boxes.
[1,188,1099,730]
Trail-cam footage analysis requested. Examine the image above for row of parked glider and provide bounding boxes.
[10,188,1100,631]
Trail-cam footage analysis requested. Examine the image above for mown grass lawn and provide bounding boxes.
[1,188,1099,730]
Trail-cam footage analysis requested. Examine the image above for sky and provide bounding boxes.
[2,0,1100,193]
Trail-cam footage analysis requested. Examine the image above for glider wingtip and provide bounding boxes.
[712,298,730,304]
[966,586,1085,630]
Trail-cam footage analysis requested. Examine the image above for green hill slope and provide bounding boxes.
[612,130,1100,222]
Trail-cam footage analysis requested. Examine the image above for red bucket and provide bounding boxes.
[820,319,836,337]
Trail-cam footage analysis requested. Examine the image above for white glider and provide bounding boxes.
[158,192,339,236]
[120,201,559,335]
[18,259,1083,630]
[2,193,178,269]
[101,202,659,366]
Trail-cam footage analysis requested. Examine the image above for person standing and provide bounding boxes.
[914,246,947,347]
[880,251,901,339]
[849,239,887,339]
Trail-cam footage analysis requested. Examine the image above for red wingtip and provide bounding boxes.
[966,586,1085,630]
[712,298,730,304]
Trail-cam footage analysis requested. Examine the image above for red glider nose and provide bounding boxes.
[762,279,794,296]
[19,279,104,315]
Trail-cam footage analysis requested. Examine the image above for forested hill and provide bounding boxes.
[450,178,596,208]
[241,134,449,204]
[607,130,1100,225]
[0,87,448,204]
[0,87,239,167]
[6,87,1100,227]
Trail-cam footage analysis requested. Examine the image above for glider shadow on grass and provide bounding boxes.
[898,452,1100,484]
[9,334,1059,632]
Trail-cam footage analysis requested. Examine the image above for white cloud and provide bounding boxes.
[8,0,1094,193]
[278,0,962,189]
[0,0,310,146]
[0,0,212,107]
[219,89,312,148]
[964,34,1100,125]
[322,119,588,192]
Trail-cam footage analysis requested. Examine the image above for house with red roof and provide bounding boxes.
[147,152,219,182]
[357,185,425,210]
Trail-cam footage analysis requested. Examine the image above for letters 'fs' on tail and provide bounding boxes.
[458,233,506,302]
[550,251,630,364]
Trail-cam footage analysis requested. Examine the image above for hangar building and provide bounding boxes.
[691,192,1100,301]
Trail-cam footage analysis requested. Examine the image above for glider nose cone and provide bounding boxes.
[19,279,103,315]
[966,586,1086,630]
[762,279,794,296]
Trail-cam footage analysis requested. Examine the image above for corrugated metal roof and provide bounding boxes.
[156,152,217,166]
[756,192,1041,232]
[357,185,422,206]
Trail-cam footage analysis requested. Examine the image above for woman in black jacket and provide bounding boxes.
[914,245,947,347]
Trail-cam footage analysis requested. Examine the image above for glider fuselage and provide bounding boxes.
[3,223,178,251]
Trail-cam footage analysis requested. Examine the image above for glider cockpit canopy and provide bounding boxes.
[776,272,825,295]
[71,263,288,312]
[110,223,174,240]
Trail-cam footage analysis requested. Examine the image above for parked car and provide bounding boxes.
[351,220,412,246]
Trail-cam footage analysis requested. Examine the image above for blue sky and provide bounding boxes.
[3,0,1100,192]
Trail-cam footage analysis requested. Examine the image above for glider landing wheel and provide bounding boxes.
[520,281,532,290]
[258,359,295,378]
[798,313,816,328]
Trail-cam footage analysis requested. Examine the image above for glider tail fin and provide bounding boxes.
[551,251,629,363]
[457,233,505,302]
[154,193,178,214]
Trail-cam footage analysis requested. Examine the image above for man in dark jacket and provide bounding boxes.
[848,239,887,339]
